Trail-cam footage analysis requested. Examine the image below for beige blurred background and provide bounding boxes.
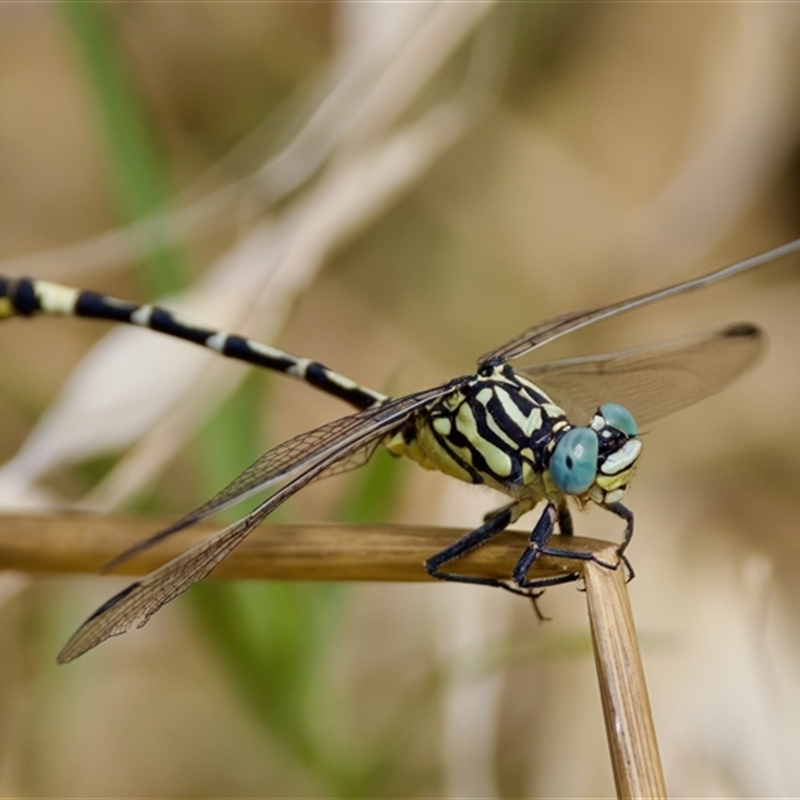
[1,3,800,797]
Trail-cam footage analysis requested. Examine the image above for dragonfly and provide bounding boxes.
[1,238,798,663]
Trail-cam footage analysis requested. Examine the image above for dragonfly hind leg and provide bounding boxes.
[425,505,520,590]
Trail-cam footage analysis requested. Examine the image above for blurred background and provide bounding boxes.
[1,2,800,797]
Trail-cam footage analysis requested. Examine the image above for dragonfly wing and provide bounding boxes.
[318,438,385,479]
[516,323,764,427]
[102,413,376,569]
[479,239,797,366]
[59,384,453,662]
[104,384,453,570]
[121,414,375,548]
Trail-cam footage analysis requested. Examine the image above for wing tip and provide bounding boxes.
[722,322,762,339]
[720,322,766,364]
[722,322,763,337]
[56,580,142,664]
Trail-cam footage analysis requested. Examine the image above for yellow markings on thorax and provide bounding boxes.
[0,296,13,319]
[483,410,518,450]
[385,420,473,483]
[432,416,452,436]
[454,399,515,478]
[504,388,546,438]
[542,403,567,422]
[384,375,565,500]
[475,386,519,450]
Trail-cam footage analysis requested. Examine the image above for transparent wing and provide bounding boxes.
[106,385,453,570]
[105,407,399,569]
[58,383,454,663]
[517,323,764,427]
[319,439,385,478]
[479,239,797,366]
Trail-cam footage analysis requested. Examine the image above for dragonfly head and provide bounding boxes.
[549,403,642,505]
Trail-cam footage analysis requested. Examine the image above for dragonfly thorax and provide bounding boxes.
[385,365,572,499]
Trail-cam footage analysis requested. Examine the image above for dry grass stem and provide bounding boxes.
[584,548,667,799]
[0,511,611,584]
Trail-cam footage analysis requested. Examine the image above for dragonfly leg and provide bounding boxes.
[482,501,516,523]
[427,503,584,596]
[557,498,574,537]
[605,501,635,581]
[512,501,636,589]
[512,504,580,588]
[425,506,520,589]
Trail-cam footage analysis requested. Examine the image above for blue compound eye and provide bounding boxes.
[550,427,599,495]
[598,403,637,437]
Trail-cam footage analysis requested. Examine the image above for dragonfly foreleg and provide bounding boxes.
[605,501,635,581]
[512,501,635,589]
[512,503,582,589]
[557,498,574,537]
